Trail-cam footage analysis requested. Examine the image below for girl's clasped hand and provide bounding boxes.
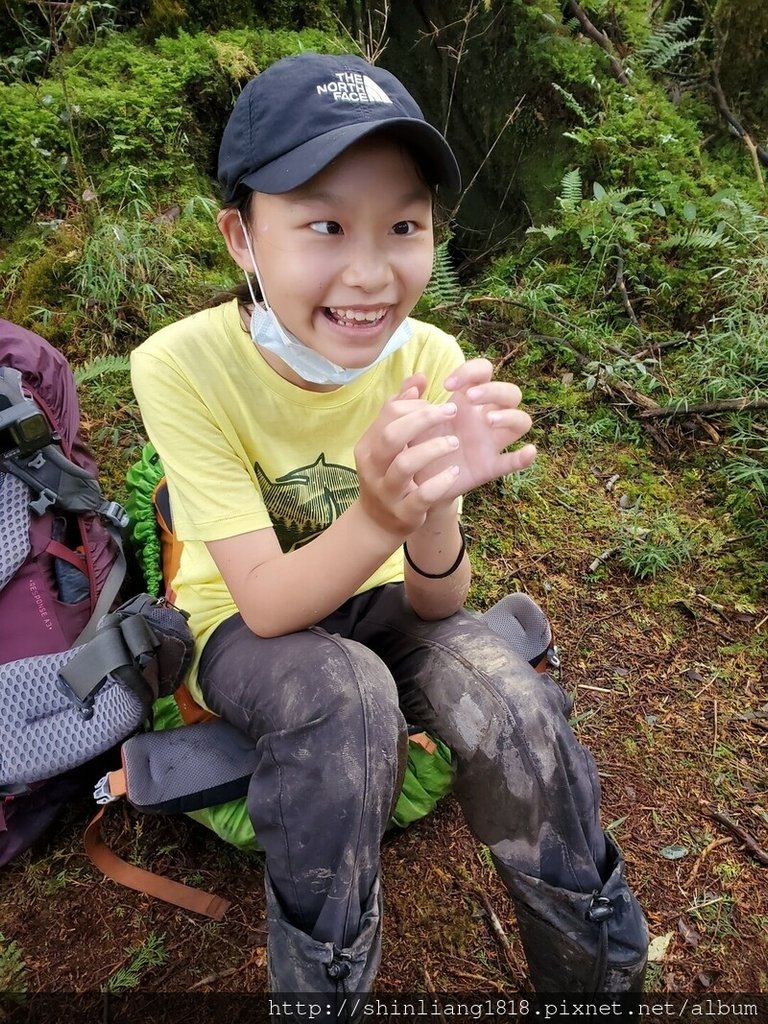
[355,357,537,537]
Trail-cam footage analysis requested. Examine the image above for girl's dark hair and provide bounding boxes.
[202,189,262,310]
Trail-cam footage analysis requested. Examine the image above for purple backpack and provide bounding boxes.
[0,320,130,864]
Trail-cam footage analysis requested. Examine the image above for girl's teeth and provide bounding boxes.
[329,307,386,323]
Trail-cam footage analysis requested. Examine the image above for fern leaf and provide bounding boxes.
[551,83,590,125]
[423,240,460,306]
[639,16,698,71]
[558,168,583,212]
[74,354,132,383]
[661,228,734,251]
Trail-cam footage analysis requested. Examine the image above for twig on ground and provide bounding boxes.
[686,837,733,887]
[477,889,514,964]
[566,0,629,85]
[637,397,768,419]
[589,547,620,573]
[424,969,447,1023]
[613,248,644,340]
[187,965,240,990]
[710,72,768,188]
[630,337,691,361]
[700,802,768,867]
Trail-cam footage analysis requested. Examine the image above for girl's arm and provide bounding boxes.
[207,391,465,637]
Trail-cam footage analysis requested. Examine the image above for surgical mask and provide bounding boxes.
[237,211,413,386]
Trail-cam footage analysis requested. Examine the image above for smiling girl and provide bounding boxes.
[130,52,647,1006]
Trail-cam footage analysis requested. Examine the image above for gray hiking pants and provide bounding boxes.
[198,583,609,952]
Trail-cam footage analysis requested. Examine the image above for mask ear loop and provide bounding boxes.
[237,210,302,351]
[236,210,271,311]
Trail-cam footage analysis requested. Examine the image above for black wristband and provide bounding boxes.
[403,525,466,580]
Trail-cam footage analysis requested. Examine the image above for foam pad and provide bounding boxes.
[480,592,552,665]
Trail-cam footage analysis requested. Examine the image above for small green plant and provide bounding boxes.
[617,510,697,580]
[104,932,168,992]
[421,237,461,308]
[0,933,28,992]
[638,16,699,72]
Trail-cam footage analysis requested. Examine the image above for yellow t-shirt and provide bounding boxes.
[130,299,465,704]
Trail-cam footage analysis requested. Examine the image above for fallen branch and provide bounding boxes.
[710,72,768,189]
[686,837,733,887]
[613,248,643,337]
[700,802,768,867]
[424,969,448,1024]
[588,547,620,573]
[637,397,768,419]
[630,337,692,361]
[566,1,629,86]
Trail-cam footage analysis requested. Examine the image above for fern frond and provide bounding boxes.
[604,186,640,204]
[662,227,735,251]
[74,354,132,384]
[423,239,461,306]
[639,16,698,71]
[551,83,590,125]
[558,168,583,212]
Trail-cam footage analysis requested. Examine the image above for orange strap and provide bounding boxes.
[408,732,437,755]
[84,806,231,921]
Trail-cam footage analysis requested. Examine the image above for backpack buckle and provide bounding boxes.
[28,486,57,515]
[100,499,129,530]
[93,774,117,805]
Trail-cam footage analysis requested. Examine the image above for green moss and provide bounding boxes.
[0,27,347,237]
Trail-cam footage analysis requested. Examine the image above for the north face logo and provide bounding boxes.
[316,72,393,104]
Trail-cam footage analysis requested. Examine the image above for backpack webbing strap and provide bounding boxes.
[74,527,127,646]
[84,806,231,920]
[58,609,158,707]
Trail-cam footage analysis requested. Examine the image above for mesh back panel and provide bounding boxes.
[123,720,261,808]
[0,648,145,787]
[0,472,30,590]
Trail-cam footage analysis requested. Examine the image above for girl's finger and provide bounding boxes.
[378,402,457,455]
[494,444,538,475]
[405,462,462,509]
[387,433,460,484]
[397,373,427,399]
[444,358,494,391]
[485,408,533,435]
[465,381,523,407]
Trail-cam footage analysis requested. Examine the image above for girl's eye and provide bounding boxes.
[391,221,417,235]
[309,221,343,235]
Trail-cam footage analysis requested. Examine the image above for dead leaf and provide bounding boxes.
[677,916,701,948]
[648,932,674,963]
[660,844,689,860]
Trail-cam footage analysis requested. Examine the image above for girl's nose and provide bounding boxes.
[340,241,395,292]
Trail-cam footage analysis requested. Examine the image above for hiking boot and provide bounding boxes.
[266,871,381,1021]
[504,836,648,992]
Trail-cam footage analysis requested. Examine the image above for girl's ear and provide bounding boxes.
[218,206,253,274]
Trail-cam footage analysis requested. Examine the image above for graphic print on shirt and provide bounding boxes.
[255,454,359,552]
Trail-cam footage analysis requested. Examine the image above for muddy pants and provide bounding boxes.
[198,582,616,961]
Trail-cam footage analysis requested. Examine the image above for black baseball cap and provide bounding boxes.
[218,52,461,200]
